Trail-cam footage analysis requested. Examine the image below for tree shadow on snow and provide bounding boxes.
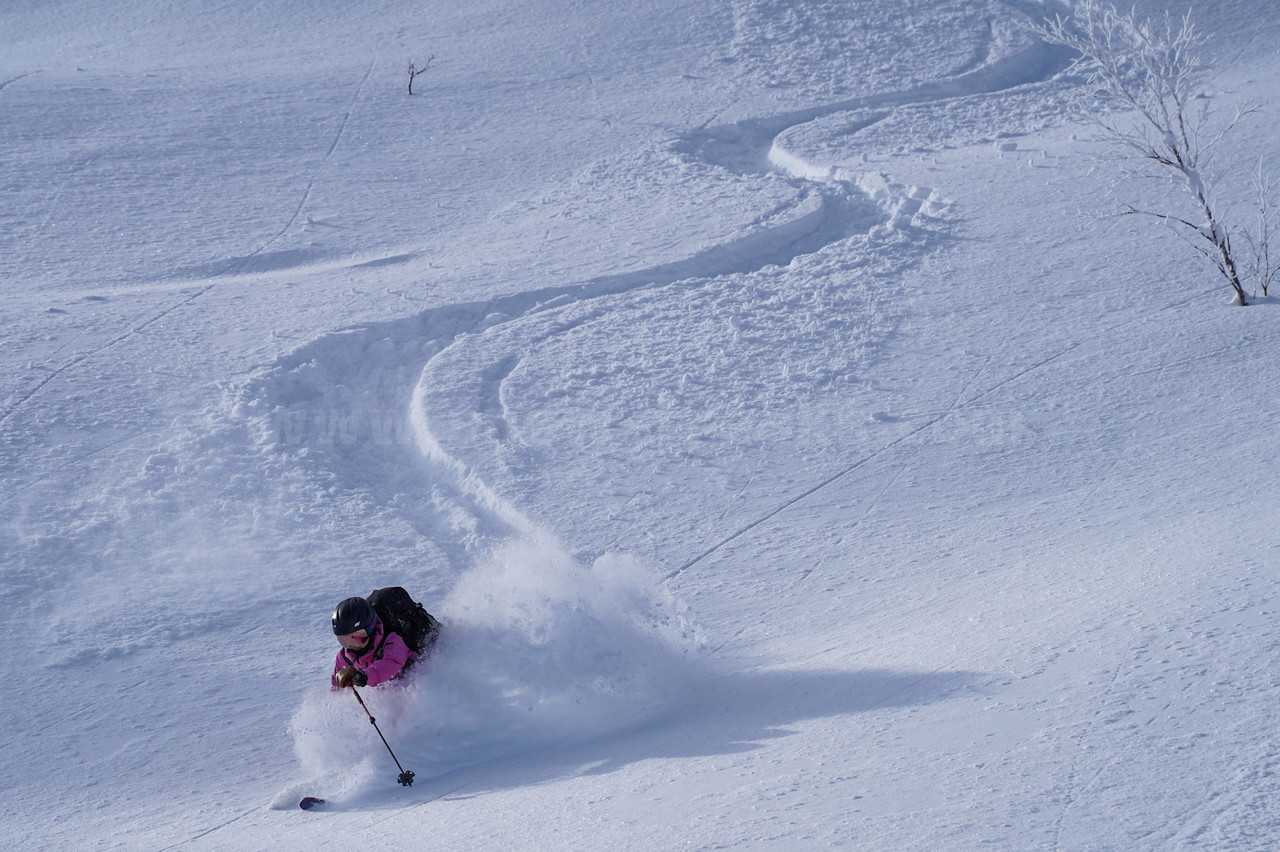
[399,666,983,804]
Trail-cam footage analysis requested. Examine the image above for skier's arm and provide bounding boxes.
[360,632,415,687]
[331,652,349,690]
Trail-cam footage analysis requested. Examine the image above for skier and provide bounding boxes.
[330,596,417,689]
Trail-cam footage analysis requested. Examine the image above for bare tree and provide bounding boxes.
[1036,1,1274,305]
[408,56,435,96]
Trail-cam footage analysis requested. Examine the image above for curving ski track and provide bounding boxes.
[163,12,1080,845]
[238,3,1079,584]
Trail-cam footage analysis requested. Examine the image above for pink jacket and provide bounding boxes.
[331,621,417,688]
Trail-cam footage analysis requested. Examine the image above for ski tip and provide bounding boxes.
[299,796,327,811]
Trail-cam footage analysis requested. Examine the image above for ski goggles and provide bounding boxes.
[338,629,371,649]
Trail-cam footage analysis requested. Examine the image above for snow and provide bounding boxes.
[3,0,1280,849]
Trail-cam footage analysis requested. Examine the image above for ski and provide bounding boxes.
[299,796,327,810]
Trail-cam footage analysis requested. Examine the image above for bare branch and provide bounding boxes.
[1242,159,1280,296]
[1033,1,1260,305]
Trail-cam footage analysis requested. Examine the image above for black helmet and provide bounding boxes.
[332,597,377,635]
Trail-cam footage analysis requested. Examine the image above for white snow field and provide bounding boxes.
[4,0,1280,848]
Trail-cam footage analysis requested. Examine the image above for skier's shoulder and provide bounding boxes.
[374,622,414,659]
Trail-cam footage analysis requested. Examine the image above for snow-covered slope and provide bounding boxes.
[4,0,1280,849]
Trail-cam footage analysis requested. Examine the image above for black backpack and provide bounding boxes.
[368,586,441,662]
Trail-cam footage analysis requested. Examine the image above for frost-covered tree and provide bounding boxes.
[1245,161,1278,297]
[1037,1,1276,305]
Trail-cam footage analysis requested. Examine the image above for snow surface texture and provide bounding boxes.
[4,0,1280,849]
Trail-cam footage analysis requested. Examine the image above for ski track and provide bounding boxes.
[16,29,1088,850]
[156,805,260,852]
[7,2,1277,849]
[0,59,376,431]
[0,284,215,429]
[139,25,1086,839]
[674,280,1225,578]
[0,432,139,511]
[242,3,1081,580]
[260,58,375,258]
[0,71,38,92]
[1047,659,1127,852]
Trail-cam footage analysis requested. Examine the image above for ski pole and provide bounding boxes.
[350,686,415,787]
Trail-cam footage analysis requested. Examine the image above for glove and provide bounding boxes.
[335,667,368,688]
